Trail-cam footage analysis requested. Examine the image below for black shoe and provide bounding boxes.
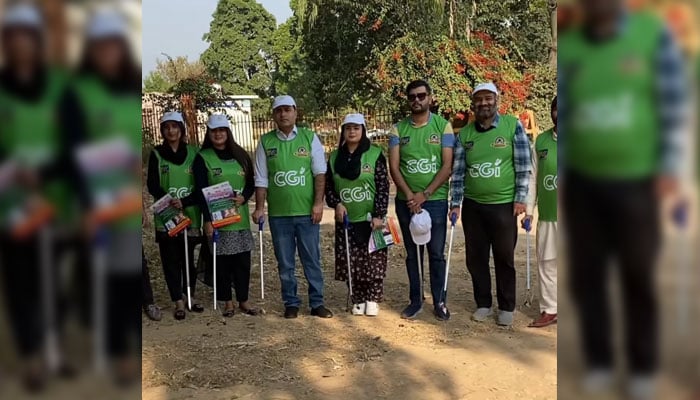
[310,305,333,318]
[284,306,299,319]
[190,303,205,313]
[434,303,451,321]
[400,302,422,319]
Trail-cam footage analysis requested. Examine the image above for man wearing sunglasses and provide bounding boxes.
[449,82,532,327]
[388,80,455,321]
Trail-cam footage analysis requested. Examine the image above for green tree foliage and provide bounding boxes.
[201,0,277,99]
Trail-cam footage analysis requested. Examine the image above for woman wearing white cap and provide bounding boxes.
[0,2,74,391]
[192,114,260,317]
[146,111,205,319]
[58,8,142,386]
[325,114,390,316]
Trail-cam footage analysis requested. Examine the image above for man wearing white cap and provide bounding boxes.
[450,82,532,327]
[388,79,455,321]
[252,95,333,319]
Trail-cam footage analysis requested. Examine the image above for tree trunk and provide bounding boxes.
[449,0,454,39]
[548,0,557,67]
[180,94,199,146]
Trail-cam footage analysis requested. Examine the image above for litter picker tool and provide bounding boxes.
[344,213,353,312]
[39,225,59,373]
[258,216,265,300]
[212,228,219,311]
[438,212,457,313]
[523,217,533,307]
[183,228,192,310]
[92,227,108,374]
[672,200,690,336]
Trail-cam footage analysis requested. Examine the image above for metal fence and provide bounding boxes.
[143,106,395,159]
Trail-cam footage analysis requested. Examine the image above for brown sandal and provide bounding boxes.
[239,307,260,316]
[222,309,235,318]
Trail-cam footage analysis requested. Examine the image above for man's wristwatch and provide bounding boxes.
[423,190,432,199]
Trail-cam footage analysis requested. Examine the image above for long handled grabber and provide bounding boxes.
[92,227,108,374]
[212,229,219,311]
[344,213,353,312]
[523,217,533,307]
[39,225,59,373]
[258,216,265,300]
[438,212,458,314]
[417,243,426,301]
[183,228,192,310]
[672,200,690,336]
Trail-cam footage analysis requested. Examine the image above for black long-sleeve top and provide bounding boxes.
[146,144,198,207]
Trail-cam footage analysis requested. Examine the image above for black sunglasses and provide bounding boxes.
[407,93,428,102]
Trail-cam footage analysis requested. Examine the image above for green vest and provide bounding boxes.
[329,145,382,223]
[460,115,518,204]
[199,148,251,231]
[261,128,315,217]
[559,12,662,178]
[152,145,202,230]
[73,75,142,230]
[0,68,74,224]
[535,129,558,222]
[396,113,449,200]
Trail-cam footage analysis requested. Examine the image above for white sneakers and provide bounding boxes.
[365,301,379,316]
[351,301,379,316]
[351,303,366,315]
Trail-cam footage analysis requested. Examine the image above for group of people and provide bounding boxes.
[146,80,559,330]
[0,3,142,390]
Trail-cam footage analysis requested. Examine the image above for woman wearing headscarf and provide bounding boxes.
[192,114,260,318]
[146,111,204,319]
[325,113,390,316]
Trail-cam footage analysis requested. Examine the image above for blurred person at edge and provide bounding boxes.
[558,0,688,399]
[58,9,142,386]
[0,3,77,392]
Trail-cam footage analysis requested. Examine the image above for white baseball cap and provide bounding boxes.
[272,95,296,110]
[2,4,42,30]
[472,82,499,97]
[409,210,432,245]
[86,10,128,40]
[207,114,230,130]
[160,111,184,124]
[341,113,366,128]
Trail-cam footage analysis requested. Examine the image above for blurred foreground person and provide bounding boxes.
[61,9,142,386]
[0,3,75,392]
[559,0,687,399]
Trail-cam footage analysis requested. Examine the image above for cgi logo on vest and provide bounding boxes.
[469,159,502,178]
[406,155,438,174]
[543,174,558,191]
[169,187,192,199]
[273,168,307,187]
[340,183,372,203]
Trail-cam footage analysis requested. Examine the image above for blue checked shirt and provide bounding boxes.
[558,16,687,176]
[450,114,532,208]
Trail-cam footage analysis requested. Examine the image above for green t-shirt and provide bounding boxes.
[460,115,518,204]
[199,148,251,231]
[261,128,315,217]
[329,145,382,223]
[559,12,662,178]
[535,129,558,222]
[395,113,451,200]
[152,145,202,230]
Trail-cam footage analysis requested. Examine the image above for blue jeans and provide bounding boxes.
[269,216,325,308]
[395,199,448,306]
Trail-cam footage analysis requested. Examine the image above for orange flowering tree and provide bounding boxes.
[372,32,533,118]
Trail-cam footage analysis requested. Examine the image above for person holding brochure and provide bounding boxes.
[325,114,389,316]
[146,111,204,320]
[193,114,260,318]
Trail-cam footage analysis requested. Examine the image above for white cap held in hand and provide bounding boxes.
[409,209,432,245]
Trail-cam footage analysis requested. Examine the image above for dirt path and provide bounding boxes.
[142,205,557,400]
